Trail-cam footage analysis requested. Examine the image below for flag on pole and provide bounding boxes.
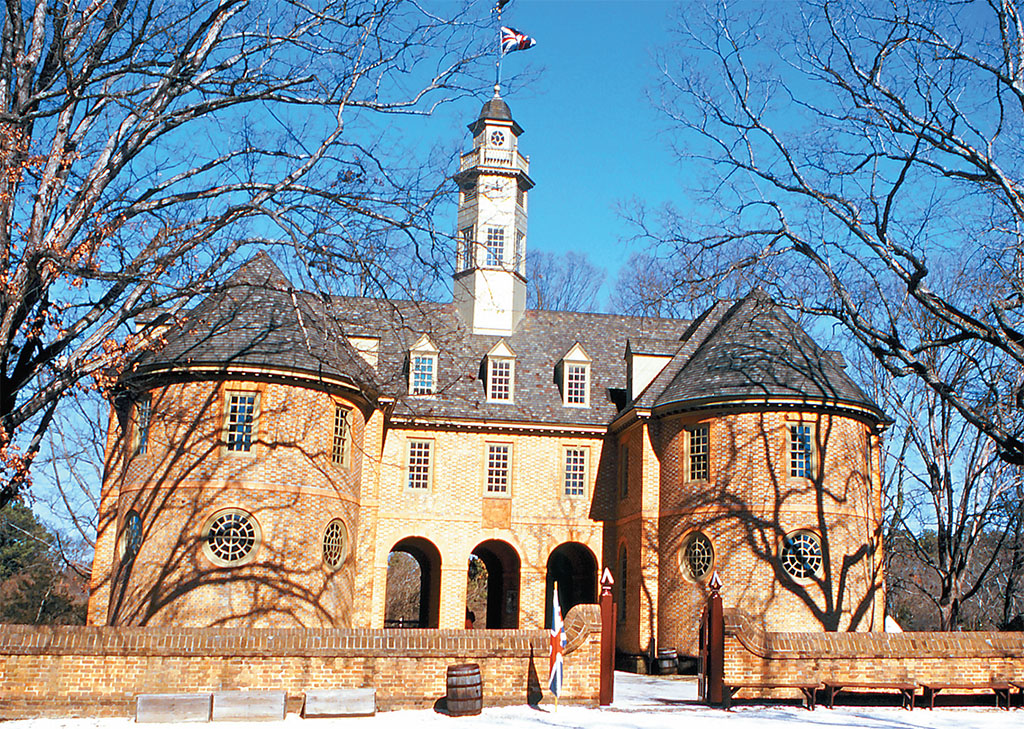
[549,585,566,699]
[501,26,536,55]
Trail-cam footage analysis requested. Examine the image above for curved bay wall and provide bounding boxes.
[651,408,884,656]
[89,377,367,628]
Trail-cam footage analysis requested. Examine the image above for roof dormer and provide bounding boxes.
[559,343,592,408]
[485,340,516,403]
[409,335,439,396]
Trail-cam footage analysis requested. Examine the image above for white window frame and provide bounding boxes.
[789,423,815,479]
[485,226,505,267]
[224,390,259,455]
[485,442,512,496]
[560,343,592,408]
[459,226,474,270]
[408,335,439,397]
[487,357,515,402]
[562,446,589,498]
[685,423,710,482]
[332,403,351,468]
[406,439,434,491]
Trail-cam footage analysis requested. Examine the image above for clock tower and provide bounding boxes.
[453,91,533,335]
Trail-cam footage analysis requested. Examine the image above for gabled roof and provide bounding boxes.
[650,289,882,417]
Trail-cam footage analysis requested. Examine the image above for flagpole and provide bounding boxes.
[495,1,502,94]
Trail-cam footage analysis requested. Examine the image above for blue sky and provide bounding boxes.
[428,0,684,307]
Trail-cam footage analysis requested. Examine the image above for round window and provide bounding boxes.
[202,509,260,566]
[322,519,349,569]
[119,511,143,561]
[781,531,823,579]
[490,130,505,146]
[681,531,714,582]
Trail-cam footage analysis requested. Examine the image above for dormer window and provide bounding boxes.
[485,227,505,267]
[409,335,439,396]
[486,340,516,403]
[560,343,592,408]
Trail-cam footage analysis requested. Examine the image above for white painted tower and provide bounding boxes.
[453,92,533,335]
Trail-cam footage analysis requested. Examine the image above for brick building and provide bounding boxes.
[88,94,887,661]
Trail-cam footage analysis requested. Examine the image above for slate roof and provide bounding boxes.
[132,253,379,395]
[133,256,883,428]
[651,289,881,415]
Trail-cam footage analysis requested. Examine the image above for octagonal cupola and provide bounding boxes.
[452,92,534,335]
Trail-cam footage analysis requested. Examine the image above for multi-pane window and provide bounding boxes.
[789,424,814,478]
[687,424,709,481]
[486,443,511,494]
[516,186,525,208]
[565,364,589,406]
[407,440,433,490]
[460,226,474,269]
[134,398,152,456]
[781,531,823,579]
[332,405,351,467]
[485,227,504,267]
[488,359,513,402]
[515,231,525,271]
[226,392,257,452]
[411,354,436,395]
[563,448,587,497]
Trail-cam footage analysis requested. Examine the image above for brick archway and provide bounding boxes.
[468,539,521,629]
[545,542,597,628]
[385,537,441,628]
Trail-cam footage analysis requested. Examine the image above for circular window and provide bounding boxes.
[490,130,505,146]
[781,531,823,579]
[322,519,349,569]
[680,532,714,582]
[119,511,143,561]
[202,509,261,566]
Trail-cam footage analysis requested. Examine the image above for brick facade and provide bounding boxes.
[720,608,1024,698]
[0,605,601,718]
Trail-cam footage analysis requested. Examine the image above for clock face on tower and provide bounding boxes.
[490,130,505,147]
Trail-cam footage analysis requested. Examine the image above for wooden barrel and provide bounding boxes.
[656,648,678,675]
[446,663,483,716]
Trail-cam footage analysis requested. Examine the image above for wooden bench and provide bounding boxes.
[822,681,917,710]
[722,682,821,710]
[920,682,1013,710]
[1012,681,1024,709]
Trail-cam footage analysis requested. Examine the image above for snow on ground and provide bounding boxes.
[4,673,1017,729]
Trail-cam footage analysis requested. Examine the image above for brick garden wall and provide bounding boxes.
[721,608,1024,696]
[0,605,601,718]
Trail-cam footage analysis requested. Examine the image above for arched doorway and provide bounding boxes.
[545,542,598,628]
[467,540,521,628]
[385,537,441,628]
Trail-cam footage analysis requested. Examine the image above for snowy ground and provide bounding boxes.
[4,672,1017,729]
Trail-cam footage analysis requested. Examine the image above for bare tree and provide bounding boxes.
[642,0,1024,464]
[868,332,1016,630]
[0,0,495,507]
[525,250,606,312]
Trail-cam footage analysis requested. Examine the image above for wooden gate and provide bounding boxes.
[697,572,724,705]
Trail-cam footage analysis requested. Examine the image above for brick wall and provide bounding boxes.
[720,608,1024,696]
[0,605,601,718]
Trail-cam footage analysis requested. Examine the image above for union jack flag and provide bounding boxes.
[549,585,566,698]
[501,26,536,55]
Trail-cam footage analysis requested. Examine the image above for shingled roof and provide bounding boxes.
[133,256,883,428]
[132,254,379,396]
[650,289,882,417]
